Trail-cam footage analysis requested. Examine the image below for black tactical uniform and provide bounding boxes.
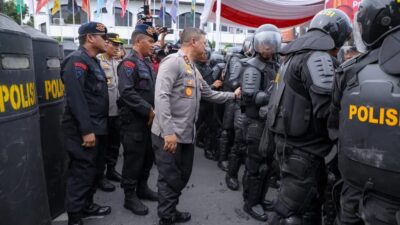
[61,22,111,225]
[195,51,216,160]
[328,1,400,224]
[218,48,245,171]
[266,9,352,225]
[118,46,159,215]
[232,24,281,221]
[225,36,253,191]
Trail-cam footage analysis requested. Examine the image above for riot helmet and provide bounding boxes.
[309,8,352,48]
[355,0,400,48]
[253,24,281,58]
[242,34,254,57]
[210,52,225,67]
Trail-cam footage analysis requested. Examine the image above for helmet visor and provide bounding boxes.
[253,31,281,54]
[353,12,367,53]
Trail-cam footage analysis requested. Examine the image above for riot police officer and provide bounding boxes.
[195,48,223,160]
[117,24,159,216]
[225,35,253,189]
[231,24,281,221]
[217,47,245,171]
[61,22,111,225]
[329,1,400,224]
[266,9,352,225]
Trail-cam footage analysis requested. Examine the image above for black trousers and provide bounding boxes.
[120,124,154,190]
[227,109,247,178]
[339,182,400,225]
[105,116,120,169]
[64,134,107,213]
[272,138,326,223]
[152,134,195,220]
[242,117,267,206]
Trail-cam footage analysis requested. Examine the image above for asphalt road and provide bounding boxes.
[53,147,277,225]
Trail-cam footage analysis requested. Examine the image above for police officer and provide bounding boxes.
[225,35,253,190]
[266,9,352,225]
[97,33,124,192]
[195,48,223,160]
[329,1,400,224]
[202,52,226,161]
[61,22,111,225]
[151,27,241,225]
[221,37,251,175]
[117,24,159,216]
[230,24,281,221]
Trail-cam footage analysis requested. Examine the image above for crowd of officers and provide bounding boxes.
[61,0,400,224]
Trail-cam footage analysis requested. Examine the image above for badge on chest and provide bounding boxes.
[183,77,195,97]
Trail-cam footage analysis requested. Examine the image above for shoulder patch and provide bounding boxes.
[307,51,334,90]
[74,62,87,78]
[123,60,136,69]
[74,62,88,70]
[122,60,136,76]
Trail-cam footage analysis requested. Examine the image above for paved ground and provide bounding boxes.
[53,147,277,225]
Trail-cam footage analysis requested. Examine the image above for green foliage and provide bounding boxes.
[210,40,216,49]
[224,43,233,49]
[3,0,33,26]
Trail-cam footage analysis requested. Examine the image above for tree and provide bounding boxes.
[3,0,33,26]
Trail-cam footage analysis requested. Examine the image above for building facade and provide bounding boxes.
[34,0,252,47]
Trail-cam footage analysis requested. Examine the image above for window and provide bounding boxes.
[178,12,201,29]
[114,7,133,26]
[212,23,229,32]
[50,5,88,25]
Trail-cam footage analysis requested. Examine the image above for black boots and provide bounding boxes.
[124,190,149,215]
[68,212,83,225]
[98,178,115,192]
[106,165,122,182]
[218,161,229,172]
[137,183,158,201]
[158,211,192,225]
[218,130,233,171]
[226,174,240,191]
[243,203,268,221]
[226,150,242,191]
[82,203,112,217]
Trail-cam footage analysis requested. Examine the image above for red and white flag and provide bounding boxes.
[82,0,91,20]
[120,0,128,17]
[35,0,49,13]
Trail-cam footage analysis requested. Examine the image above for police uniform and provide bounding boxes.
[219,50,245,172]
[225,52,249,191]
[117,24,159,215]
[232,54,279,220]
[328,1,400,224]
[151,50,236,224]
[61,22,111,224]
[97,33,123,184]
[266,9,352,225]
[194,59,216,160]
[227,24,281,221]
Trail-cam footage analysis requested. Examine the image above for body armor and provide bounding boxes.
[339,46,400,199]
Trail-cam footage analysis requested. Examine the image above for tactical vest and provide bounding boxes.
[339,59,400,199]
[267,55,312,137]
[240,61,267,119]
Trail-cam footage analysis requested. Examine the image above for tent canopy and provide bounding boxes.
[201,0,325,28]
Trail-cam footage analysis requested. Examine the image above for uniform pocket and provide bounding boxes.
[281,154,311,180]
[135,68,152,90]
